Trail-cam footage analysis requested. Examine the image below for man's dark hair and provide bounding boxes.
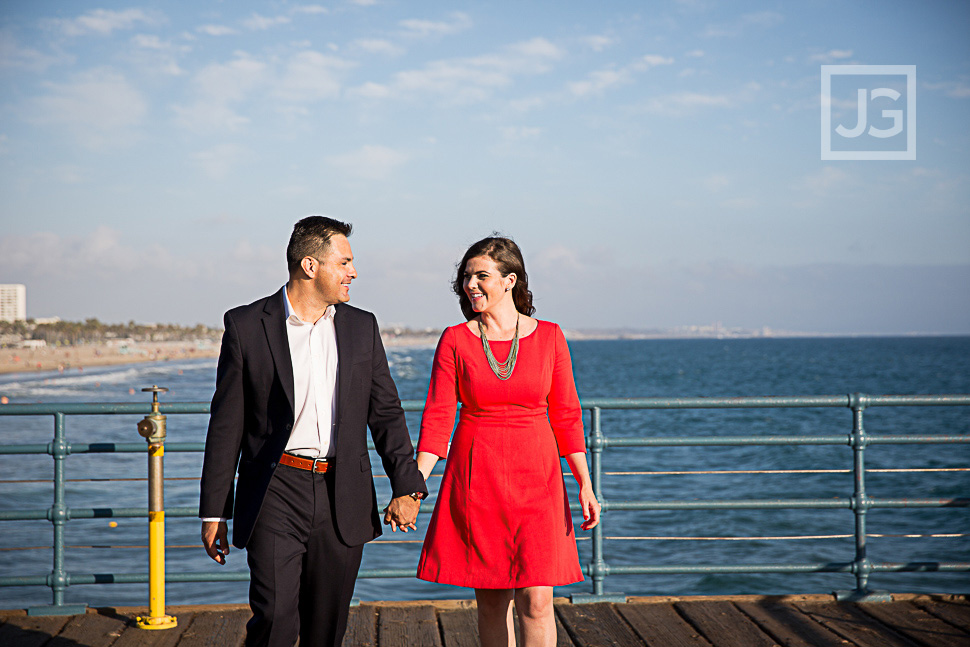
[453,235,536,321]
[286,216,353,274]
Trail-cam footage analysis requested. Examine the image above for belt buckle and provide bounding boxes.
[312,457,327,473]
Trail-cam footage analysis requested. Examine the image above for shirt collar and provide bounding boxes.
[284,287,335,325]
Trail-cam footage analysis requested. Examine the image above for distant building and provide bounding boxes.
[0,284,27,323]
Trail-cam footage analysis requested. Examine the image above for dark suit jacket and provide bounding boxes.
[199,287,427,548]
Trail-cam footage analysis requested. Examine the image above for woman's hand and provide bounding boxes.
[564,452,600,530]
[578,483,600,530]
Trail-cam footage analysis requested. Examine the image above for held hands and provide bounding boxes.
[202,520,230,564]
[579,485,601,531]
[383,495,421,532]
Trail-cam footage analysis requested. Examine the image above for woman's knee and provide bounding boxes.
[515,587,553,620]
[476,588,514,616]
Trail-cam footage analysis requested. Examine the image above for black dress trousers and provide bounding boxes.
[244,463,364,647]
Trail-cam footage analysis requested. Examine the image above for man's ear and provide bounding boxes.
[301,256,316,277]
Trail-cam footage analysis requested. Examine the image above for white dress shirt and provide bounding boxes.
[283,288,339,458]
[201,290,340,523]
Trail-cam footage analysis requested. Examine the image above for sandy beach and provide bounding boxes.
[0,341,221,376]
[0,331,443,380]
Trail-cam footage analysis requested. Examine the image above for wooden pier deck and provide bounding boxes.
[1,594,967,646]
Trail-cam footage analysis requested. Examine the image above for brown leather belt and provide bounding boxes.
[279,453,331,473]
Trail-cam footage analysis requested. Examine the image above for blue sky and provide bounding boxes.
[1,1,968,333]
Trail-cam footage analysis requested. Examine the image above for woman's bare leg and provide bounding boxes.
[476,588,515,647]
[514,586,556,647]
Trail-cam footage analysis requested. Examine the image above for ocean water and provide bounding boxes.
[0,336,967,608]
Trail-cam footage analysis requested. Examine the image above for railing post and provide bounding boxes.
[28,413,86,616]
[571,406,625,603]
[836,393,890,602]
[135,386,178,630]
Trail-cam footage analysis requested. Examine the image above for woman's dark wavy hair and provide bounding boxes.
[453,236,535,321]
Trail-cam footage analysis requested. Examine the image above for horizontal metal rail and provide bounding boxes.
[0,393,967,611]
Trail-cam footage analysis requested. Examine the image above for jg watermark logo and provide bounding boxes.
[821,65,915,160]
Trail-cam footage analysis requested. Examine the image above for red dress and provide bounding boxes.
[416,320,587,588]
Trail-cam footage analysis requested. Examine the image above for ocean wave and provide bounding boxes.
[0,359,217,397]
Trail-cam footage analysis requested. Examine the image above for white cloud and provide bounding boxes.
[173,54,267,132]
[0,227,183,278]
[292,5,329,15]
[352,39,405,56]
[192,144,253,180]
[685,49,705,58]
[173,48,352,130]
[810,49,853,63]
[800,166,851,194]
[703,174,730,192]
[568,54,673,98]
[581,35,616,52]
[243,14,292,31]
[52,9,159,37]
[702,11,784,38]
[274,51,353,103]
[499,126,541,141]
[364,37,563,105]
[350,82,393,99]
[635,55,675,70]
[924,79,970,99]
[25,68,147,149]
[638,91,733,115]
[399,12,472,39]
[129,34,186,76]
[0,30,72,71]
[197,24,238,37]
[327,145,409,180]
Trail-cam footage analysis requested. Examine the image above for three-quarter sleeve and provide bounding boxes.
[417,327,459,458]
[547,324,587,456]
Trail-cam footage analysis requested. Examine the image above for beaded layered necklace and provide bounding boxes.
[478,315,519,380]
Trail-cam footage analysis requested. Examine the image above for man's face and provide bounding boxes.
[312,234,356,305]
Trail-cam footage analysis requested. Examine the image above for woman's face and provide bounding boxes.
[463,255,514,314]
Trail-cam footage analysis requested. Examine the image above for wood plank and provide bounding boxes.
[617,603,713,647]
[855,601,970,647]
[554,609,575,647]
[674,601,777,647]
[914,600,970,633]
[110,612,195,647]
[46,612,128,647]
[735,600,853,647]
[556,603,644,647]
[344,605,377,647]
[378,605,442,647]
[0,614,71,647]
[796,602,918,647]
[176,609,248,647]
[439,607,480,647]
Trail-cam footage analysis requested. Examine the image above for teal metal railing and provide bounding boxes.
[0,393,967,613]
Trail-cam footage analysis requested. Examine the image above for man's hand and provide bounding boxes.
[202,521,230,564]
[382,495,421,532]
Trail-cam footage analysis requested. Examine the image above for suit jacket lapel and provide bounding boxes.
[262,287,295,414]
[334,304,353,431]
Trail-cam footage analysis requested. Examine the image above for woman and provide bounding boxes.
[415,236,600,647]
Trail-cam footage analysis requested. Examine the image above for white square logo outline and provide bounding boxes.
[821,64,916,161]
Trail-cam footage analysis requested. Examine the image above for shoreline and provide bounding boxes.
[3,330,964,377]
[0,333,443,378]
[0,341,221,376]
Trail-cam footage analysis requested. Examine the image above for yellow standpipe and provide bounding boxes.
[135,386,177,630]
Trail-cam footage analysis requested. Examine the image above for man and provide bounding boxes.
[200,216,427,647]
